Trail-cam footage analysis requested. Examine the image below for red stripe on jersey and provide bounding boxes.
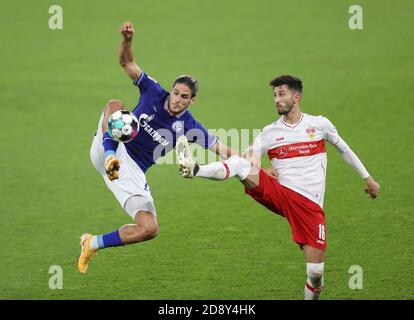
[222,162,230,179]
[268,140,326,160]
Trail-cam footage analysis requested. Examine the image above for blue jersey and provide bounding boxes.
[105,72,217,173]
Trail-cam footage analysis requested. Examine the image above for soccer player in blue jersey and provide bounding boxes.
[77,21,236,274]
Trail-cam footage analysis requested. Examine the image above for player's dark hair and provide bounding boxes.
[174,75,198,97]
[269,75,303,94]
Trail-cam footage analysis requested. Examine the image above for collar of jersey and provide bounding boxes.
[281,113,304,129]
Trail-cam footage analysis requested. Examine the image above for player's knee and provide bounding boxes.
[102,100,125,133]
[132,222,158,241]
[142,223,159,240]
[104,99,124,115]
[133,209,159,241]
[128,222,158,243]
[307,262,324,287]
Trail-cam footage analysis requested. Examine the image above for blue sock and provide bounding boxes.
[97,230,123,249]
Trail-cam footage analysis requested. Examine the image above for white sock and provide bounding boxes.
[89,236,100,251]
[304,262,324,300]
[196,155,251,180]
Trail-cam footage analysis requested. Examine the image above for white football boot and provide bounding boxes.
[176,135,199,178]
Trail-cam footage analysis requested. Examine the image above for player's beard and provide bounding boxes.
[276,100,295,115]
[168,99,190,115]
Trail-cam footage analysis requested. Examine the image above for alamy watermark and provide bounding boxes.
[48,265,63,289]
[153,128,262,166]
[348,5,363,30]
[49,5,63,30]
[348,265,363,290]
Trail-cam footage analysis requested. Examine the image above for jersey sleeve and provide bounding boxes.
[332,136,370,179]
[319,116,340,145]
[185,119,217,149]
[102,131,119,156]
[133,72,166,98]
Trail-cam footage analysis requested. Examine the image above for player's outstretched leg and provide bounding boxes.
[303,245,325,300]
[77,210,158,274]
[176,136,251,180]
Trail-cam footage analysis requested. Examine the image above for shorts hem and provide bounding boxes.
[123,194,157,219]
[294,239,326,251]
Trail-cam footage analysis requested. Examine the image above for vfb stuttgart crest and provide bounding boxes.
[306,127,316,139]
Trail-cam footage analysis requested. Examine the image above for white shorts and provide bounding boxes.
[90,113,156,220]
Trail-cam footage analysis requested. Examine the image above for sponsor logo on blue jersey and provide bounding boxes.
[138,113,170,147]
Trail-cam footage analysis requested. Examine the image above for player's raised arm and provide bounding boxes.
[118,21,142,81]
[332,136,380,198]
[322,117,381,199]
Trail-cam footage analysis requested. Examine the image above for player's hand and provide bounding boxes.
[263,167,278,180]
[105,155,121,181]
[119,21,134,41]
[364,176,380,199]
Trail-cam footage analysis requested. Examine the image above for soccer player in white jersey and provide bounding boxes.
[177,75,380,300]
[77,21,236,274]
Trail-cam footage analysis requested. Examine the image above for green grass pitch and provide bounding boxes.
[0,0,413,299]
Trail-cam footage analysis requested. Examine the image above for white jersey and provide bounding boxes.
[252,113,339,208]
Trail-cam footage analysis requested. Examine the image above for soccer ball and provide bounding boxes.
[108,110,139,142]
